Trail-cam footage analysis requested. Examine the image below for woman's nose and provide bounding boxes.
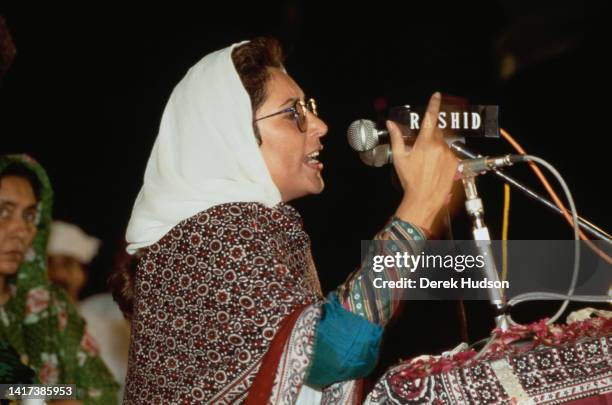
[7,214,30,242]
[308,113,328,138]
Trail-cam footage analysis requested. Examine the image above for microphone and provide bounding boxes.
[348,118,465,152]
[347,119,393,152]
[348,119,523,173]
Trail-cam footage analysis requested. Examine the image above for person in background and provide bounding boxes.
[47,221,130,404]
[47,221,100,302]
[0,154,119,404]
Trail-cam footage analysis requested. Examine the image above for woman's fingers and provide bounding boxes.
[386,119,408,158]
[390,91,443,156]
[416,92,442,143]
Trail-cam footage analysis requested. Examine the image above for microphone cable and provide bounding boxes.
[476,154,610,359]
[500,128,612,264]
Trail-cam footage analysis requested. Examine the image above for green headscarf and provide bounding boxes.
[0,154,119,404]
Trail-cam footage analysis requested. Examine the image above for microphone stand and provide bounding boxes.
[450,142,611,243]
[460,165,509,331]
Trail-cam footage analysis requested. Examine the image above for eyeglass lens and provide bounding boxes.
[295,99,317,132]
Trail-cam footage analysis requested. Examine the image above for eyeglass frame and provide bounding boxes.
[253,98,318,133]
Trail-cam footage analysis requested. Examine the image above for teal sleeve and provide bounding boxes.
[305,292,383,388]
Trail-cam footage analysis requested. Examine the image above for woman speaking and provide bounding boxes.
[113,37,458,404]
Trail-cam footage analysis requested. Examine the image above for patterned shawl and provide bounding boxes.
[125,202,361,404]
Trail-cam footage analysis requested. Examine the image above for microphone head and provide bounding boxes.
[347,119,379,152]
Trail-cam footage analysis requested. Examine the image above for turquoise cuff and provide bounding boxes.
[305,292,383,388]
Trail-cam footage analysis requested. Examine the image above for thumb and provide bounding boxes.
[386,120,408,158]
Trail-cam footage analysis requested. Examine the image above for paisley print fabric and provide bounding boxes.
[365,320,612,405]
[124,202,325,403]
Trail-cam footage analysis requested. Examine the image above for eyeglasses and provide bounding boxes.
[254,98,318,133]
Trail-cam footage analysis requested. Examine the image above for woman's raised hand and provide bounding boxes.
[388,92,459,232]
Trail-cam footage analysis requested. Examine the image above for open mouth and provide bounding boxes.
[304,149,323,170]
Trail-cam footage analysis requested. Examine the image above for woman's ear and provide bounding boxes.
[253,122,263,146]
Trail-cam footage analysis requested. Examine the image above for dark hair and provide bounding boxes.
[109,38,284,320]
[108,242,140,320]
[232,37,285,144]
[0,163,42,201]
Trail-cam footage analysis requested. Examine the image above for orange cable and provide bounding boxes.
[501,183,510,282]
[500,128,612,265]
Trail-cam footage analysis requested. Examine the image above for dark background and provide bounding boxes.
[1,1,610,380]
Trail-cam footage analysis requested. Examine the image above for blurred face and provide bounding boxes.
[47,254,87,299]
[256,68,328,202]
[0,176,38,276]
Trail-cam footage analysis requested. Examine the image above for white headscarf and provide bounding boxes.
[126,41,281,253]
[47,221,101,264]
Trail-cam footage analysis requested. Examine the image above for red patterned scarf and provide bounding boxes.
[125,202,327,403]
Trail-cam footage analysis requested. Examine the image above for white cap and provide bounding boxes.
[47,221,101,264]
